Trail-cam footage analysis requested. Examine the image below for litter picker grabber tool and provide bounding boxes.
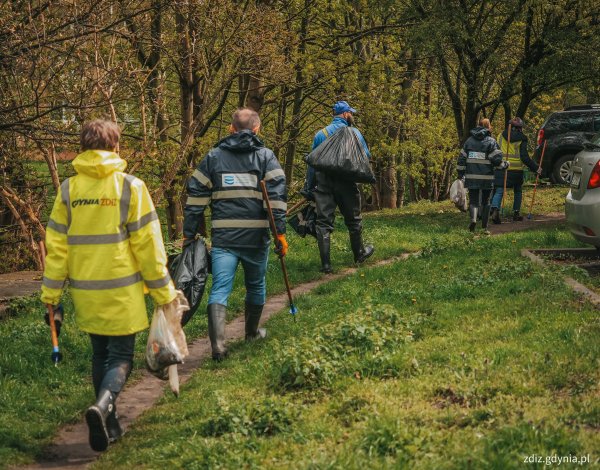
[501,123,512,216]
[286,198,308,217]
[527,139,547,220]
[39,241,63,366]
[259,180,298,319]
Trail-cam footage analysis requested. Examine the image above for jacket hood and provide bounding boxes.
[502,128,526,142]
[470,126,491,140]
[72,150,127,178]
[217,130,265,153]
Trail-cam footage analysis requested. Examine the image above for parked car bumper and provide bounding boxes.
[565,189,600,247]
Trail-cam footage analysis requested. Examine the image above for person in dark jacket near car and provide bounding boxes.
[183,108,287,361]
[458,123,507,232]
[301,101,373,274]
[490,117,541,223]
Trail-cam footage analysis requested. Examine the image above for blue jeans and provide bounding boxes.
[491,183,523,212]
[208,245,270,306]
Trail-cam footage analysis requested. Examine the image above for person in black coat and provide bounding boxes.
[458,124,507,232]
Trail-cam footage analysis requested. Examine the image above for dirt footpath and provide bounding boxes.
[487,212,565,235]
[19,254,410,470]
[0,271,42,316]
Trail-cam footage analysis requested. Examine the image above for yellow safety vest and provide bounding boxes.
[497,134,523,171]
[41,150,177,335]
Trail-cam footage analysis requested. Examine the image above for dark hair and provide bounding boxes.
[231,108,261,132]
[80,120,120,151]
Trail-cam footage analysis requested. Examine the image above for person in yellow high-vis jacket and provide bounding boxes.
[490,117,541,222]
[40,120,177,452]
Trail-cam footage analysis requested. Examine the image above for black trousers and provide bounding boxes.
[89,333,135,397]
[314,171,362,237]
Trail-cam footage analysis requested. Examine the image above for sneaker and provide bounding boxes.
[513,212,523,221]
[469,222,476,232]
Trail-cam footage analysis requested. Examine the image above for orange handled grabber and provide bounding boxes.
[527,140,547,220]
[39,241,63,366]
[259,181,298,320]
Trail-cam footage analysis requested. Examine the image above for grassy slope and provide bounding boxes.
[2,186,598,469]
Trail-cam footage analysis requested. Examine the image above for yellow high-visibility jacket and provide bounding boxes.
[41,150,177,335]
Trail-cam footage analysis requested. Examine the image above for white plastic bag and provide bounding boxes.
[449,179,467,212]
[146,291,190,379]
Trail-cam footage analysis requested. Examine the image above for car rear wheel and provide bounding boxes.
[552,154,575,185]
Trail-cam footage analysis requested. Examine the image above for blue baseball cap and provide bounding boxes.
[333,101,356,115]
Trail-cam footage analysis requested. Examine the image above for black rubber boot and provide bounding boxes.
[513,211,524,221]
[106,406,123,443]
[207,304,228,361]
[491,208,501,224]
[317,232,333,274]
[350,231,374,264]
[85,389,114,452]
[481,205,491,230]
[245,303,266,341]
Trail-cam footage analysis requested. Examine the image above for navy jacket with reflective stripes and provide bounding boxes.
[184,130,287,248]
[457,127,504,190]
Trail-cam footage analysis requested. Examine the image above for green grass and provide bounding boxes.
[3,185,599,468]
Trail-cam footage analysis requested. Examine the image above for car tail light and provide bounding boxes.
[588,160,600,189]
[537,128,545,146]
[584,227,596,236]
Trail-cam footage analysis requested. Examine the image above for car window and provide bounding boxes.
[546,113,591,132]
[593,114,600,132]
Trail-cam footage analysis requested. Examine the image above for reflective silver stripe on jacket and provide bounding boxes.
[460,149,467,158]
[127,211,158,232]
[212,190,262,200]
[186,196,210,206]
[488,149,502,159]
[145,273,172,289]
[61,179,71,227]
[211,219,269,229]
[43,276,65,289]
[121,175,135,229]
[47,218,68,234]
[466,175,494,180]
[467,158,492,165]
[456,165,466,170]
[67,231,129,245]
[264,169,285,181]
[265,200,287,211]
[192,169,213,189]
[69,272,143,290]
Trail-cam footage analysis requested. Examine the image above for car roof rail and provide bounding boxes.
[564,104,600,111]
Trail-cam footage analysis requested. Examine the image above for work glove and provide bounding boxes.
[499,161,510,170]
[275,234,288,257]
[44,304,64,337]
[536,167,543,176]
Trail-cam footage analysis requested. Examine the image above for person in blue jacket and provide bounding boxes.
[302,101,374,273]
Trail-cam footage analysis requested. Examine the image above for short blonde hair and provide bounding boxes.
[479,118,491,130]
[80,120,120,151]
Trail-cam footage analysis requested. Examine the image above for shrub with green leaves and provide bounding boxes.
[201,397,296,437]
[272,303,423,391]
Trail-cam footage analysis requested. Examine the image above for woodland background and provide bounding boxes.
[1,0,599,272]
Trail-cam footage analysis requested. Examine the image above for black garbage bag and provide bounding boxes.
[288,202,317,238]
[168,238,210,326]
[305,126,375,183]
